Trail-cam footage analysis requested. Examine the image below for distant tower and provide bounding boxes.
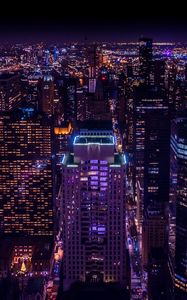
[0,73,21,112]
[87,44,98,93]
[150,59,166,87]
[139,37,153,84]
[39,75,55,115]
[63,77,77,122]
[45,50,50,66]
[54,46,57,62]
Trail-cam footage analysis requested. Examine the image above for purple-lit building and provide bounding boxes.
[61,132,126,290]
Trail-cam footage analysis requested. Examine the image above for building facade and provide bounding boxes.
[139,37,153,85]
[170,117,187,298]
[0,108,54,236]
[61,132,126,290]
[0,73,21,112]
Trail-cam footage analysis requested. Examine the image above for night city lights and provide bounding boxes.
[0,8,187,300]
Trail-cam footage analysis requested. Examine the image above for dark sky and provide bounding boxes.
[0,4,187,42]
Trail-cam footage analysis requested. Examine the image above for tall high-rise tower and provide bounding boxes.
[133,86,170,269]
[170,117,187,298]
[87,44,102,93]
[0,108,54,236]
[139,37,153,84]
[133,85,169,193]
[38,75,55,116]
[0,73,21,112]
[61,132,126,290]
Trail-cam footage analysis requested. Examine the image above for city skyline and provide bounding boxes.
[0,27,187,299]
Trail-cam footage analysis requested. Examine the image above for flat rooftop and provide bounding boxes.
[74,135,114,145]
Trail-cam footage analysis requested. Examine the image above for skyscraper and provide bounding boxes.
[170,117,187,298]
[139,37,153,84]
[87,44,101,93]
[147,248,168,300]
[61,131,126,290]
[133,86,170,270]
[38,75,55,116]
[150,59,166,87]
[0,73,21,112]
[142,112,170,266]
[63,77,77,123]
[133,85,168,194]
[0,108,54,236]
[142,206,168,266]
[144,112,170,209]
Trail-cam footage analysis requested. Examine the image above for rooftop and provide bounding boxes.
[74,135,114,145]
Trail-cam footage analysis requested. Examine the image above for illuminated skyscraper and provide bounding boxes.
[133,85,168,192]
[150,60,166,87]
[144,112,170,209]
[61,132,126,290]
[169,117,187,299]
[63,77,77,122]
[133,86,170,269]
[87,43,102,93]
[142,113,170,266]
[139,37,152,84]
[76,86,89,121]
[87,44,98,93]
[0,108,54,236]
[0,73,21,112]
[54,46,58,62]
[38,75,55,116]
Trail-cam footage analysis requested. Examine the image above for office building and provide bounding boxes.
[133,85,168,193]
[133,86,169,268]
[38,75,55,116]
[142,207,168,266]
[148,248,169,300]
[87,72,112,121]
[76,87,89,121]
[0,107,54,236]
[170,117,187,298]
[87,44,102,93]
[63,77,77,123]
[61,132,126,290]
[0,73,21,112]
[139,37,153,84]
[144,112,170,209]
[150,60,166,87]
